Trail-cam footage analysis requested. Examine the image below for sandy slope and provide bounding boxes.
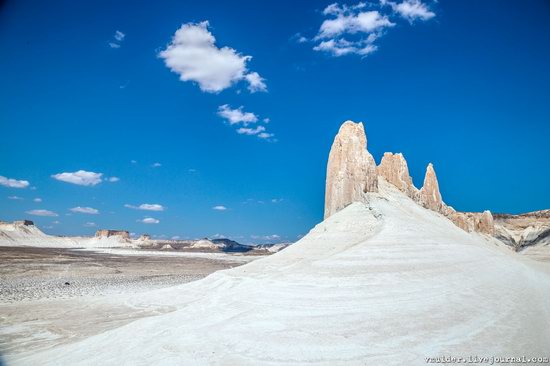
[8,181,550,365]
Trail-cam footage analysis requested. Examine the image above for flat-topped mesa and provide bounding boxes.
[95,229,130,240]
[377,152,418,198]
[324,121,378,219]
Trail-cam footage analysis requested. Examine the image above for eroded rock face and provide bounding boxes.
[478,210,495,235]
[493,210,550,250]
[449,211,494,235]
[95,230,130,240]
[324,121,378,219]
[419,163,444,213]
[324,120,497,237]
[377,152,418,198]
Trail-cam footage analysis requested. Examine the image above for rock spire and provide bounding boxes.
[324,121,378,219]
[324,120,496,235]
[419,163,444,212]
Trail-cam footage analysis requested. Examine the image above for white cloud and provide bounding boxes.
[159,21,266,93]
[258,132,275,140]
[0,175,30,188]
[131,160,137,164]
[244,72,267,93]
[212,205,227,211]
[124,203,165,211]
[217,104,275,140]
[251,234,281,241]
[323,2,367,16]
[237,126,266,135]
[292,33,309,43]
[26,209,58,217]
[152,162,162,168]
[70,206,99,215]
[107,177,120,182]
[83,222,97,227]
[114,30,125,41]
[271,198,284,203]
[140,217,160,224]
[171,235,181,240]
[386,0,435,22]
[313,38,377,57]
[217,104,258,125]
[317,9,393,39]
[34,198,42,203]
[52,170,103,186]
[53,220,60,224]
[109,30,125,49]
[8,196,23,200]
[314,4,392,57]
[312,1,434,57]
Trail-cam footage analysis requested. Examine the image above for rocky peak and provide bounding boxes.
[419,163,444,212]
[324,121,378,219]
[377,152,418,198]
[324,120,496,237]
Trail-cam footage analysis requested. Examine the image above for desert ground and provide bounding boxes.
[4,180,550,365]
[0,247,259,359]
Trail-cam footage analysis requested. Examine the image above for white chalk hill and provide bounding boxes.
[0,221,130,248]
[13,179,550,365]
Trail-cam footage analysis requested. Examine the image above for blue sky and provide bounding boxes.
[1,0,549,243]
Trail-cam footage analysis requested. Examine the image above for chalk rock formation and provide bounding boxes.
[95,229,130,240]
[419,163,444,212]
[377,152,418,198]
[450,211,494,235]
[494,210,550,250]
[478,210,495,235]
[325,121,378,219]
[325,120,497,236]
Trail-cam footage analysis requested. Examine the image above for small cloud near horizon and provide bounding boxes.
[52,170,103,186]
[212,205,227,211]
[0,175,30,189]
[125,203,165,211]
[140,217,160,224]
[26,209,58,217]
[70,206,100,215]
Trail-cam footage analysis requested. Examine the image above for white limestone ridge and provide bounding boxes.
[0,220,134,248]
[325,120,494,234]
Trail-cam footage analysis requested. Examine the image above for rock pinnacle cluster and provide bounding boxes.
[325,120,495,235]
